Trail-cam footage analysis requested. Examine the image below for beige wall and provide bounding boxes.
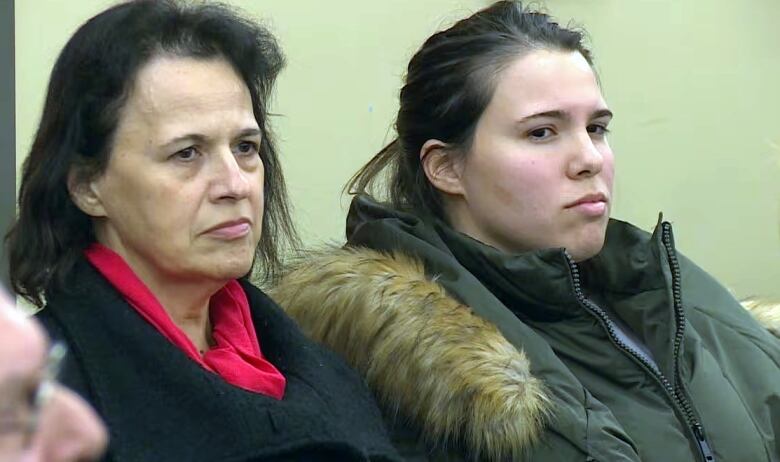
[15,0,779,298]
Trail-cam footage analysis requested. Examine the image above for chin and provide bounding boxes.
[568,221,608,261]
[568,237,606,262]
[223,259,254,279]
[207,250,255,280]
[204,266,251,283]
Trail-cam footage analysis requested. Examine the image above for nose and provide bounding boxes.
[209,148,251,201]
[566,131,604,179]
[33,385,108,462]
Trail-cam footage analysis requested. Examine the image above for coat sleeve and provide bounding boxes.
[679,255,780,458]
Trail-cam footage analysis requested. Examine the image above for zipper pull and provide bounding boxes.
[693,424,715,462]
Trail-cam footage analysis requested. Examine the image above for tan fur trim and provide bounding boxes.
[741,297,780,338]
[271,247,550,460]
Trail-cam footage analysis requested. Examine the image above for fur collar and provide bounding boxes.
[271,246,780,459]
[741,297,780,338]
[270,246,550,461]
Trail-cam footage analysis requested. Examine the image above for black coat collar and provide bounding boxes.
[40,259,399,462]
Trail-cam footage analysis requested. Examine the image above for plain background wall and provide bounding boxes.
[14,0,779,298]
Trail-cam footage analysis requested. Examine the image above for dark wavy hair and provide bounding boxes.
[6,0,299,306]
[347,0,593,220]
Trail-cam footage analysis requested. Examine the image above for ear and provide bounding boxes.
[420,139,465,197]
[67,166,107,217]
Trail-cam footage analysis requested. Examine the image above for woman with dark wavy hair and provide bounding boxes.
[6,1,399,460]
[273,1,780,460]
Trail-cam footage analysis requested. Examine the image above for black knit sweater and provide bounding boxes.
[37,259,401,462]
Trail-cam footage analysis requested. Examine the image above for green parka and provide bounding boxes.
[272,196,780,461]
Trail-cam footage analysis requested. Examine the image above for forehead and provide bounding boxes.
[490,50,605,115]
[119,55,257,130]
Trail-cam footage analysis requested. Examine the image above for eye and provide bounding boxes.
[172,146,200,162]
[234,140,259,157]
[527,127,556,141]
[587,123,610,136]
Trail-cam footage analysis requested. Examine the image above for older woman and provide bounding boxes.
[6,1,399,461]
[272,1,780,461]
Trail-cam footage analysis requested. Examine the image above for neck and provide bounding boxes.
[95,242,224,353]
[91,227,235,352]
[152,282,218,354]
[444,200,513,254]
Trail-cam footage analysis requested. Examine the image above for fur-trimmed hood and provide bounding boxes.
[271,246,780,461]
[270,246,550,461]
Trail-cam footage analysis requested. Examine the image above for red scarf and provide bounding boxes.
[84,243,286,399]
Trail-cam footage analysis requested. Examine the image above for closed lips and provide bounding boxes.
[566,193,607,208]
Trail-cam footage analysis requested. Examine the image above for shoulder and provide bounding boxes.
[241,277,376,386]
[238,278,314,352]
[35,307,94,403]
[242,277,399,450]
[677,254,779,351]
[271,246,551,461]
[239,279,287,321]
[36,306,64,337]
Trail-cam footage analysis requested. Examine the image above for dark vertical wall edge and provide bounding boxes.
[1,0,15,288]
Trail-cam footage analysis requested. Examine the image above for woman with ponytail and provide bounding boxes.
[273,1,780,460]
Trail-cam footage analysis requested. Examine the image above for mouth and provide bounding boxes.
[565,193,609,217]
[203,218,252,239]
[565,192,608,208]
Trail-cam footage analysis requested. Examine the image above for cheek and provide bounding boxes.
[251,164,265,235]
[98,161,162,216]
[115,181,197,238]
[492,158,555,208]
[257,164,265,201]
[601,149,616,189]
[255,164,265,212]
[140,184,187,219]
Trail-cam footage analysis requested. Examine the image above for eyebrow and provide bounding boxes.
[162,127,262,148]
[516,109,614,124]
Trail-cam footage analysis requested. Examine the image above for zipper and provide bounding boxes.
[660,223,715,462]
[563,221,715,462]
